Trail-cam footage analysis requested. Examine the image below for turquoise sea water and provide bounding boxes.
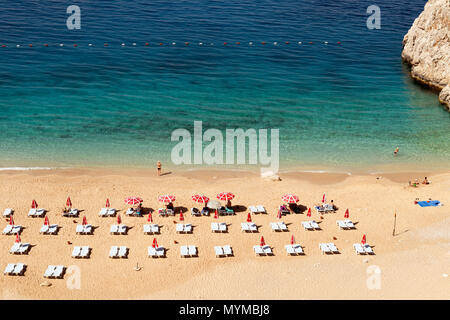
[0,0,449,173]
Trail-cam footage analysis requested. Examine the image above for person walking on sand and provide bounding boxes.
[157,161,161,176]
[394,146,399,156]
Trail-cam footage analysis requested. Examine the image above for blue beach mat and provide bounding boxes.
[416,200,440,207]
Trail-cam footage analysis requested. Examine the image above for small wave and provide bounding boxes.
[0,167,56,171]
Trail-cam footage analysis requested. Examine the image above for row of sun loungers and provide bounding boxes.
[143,224,160,234]
[76,224,93,234]
[271,222,288,232]
[71,246,91,258]
[4,263,26,276]
[176,223,192,233]
[285,244,304,255]
[28,208,46,217]
[249,205,266,214]
[211,222,227,232]
[10,242,31,254]
[214,245,233,257]
[3,225,22,235]
[109,246,128,258]
[353,243,374,255]
[158,208,175,216]
[40,224,59,235]
[43,265,66,278]
[336,219,356,229]
[218,206,235,215]
[110,224,127,235]
[180,245,197,257]
[98,208,116,217]
[315,204,335,213]
[253,245,273,256]
[148,246,166,258]
[302,220,321,231]
[319,243,340,254]
[191,207,209,216]
[241,222,258,232]
[62,208,79,217]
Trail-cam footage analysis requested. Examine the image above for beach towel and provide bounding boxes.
[416,200,440,207]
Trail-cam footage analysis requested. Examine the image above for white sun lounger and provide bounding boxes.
[156,247,165,257]
[319,243,332,254]
[109,246,119,258]
[118,225,127,234]
[214,246,224,257]
[344,219,355,229]
[310,220,321,230]
[28,208,46,217]
[118,246,128,258]
[44,265,56,278]
[279,222,288,231]
[76,225,84,234]
[262,245,273,255]
[327,243,339,253]
[126,208,134,216]
[241,223,250,232]
[184,224,192,233]
[9,243,20,254]
[180,245,189,257]
[72,246,82,258]
[143,224,159,234]
[3,225,13,234]
[98,208,108,217]
[363,244,374,254]
[176,224,184,233]
[80,246,90,258]
[353,243,366,255]
[107,208,116,216]
[12,226,21,234]
[302,221,314,231]
[285,244,303,255]
[188,245,197,256]
[271,222,280,232]
[12,263,25,275]
[336,220,349,230]
[3,208,13,217]
[52,265,65,278]
[4,263,15,275]
[218,222,227,232]
[223,245,232,256]
[18,243,30,254]
[248,223,258,232]
[211,223,220,232]
[48,225,58,234]
[148,247,157,257]
[40,225,49,234]
[110,225,119,234]
[249,206,258,214]
[256,205,266,213]
[253,245,265,256]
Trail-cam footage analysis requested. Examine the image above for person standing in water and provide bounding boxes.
[394,146,399,156]
[157,160,161,176]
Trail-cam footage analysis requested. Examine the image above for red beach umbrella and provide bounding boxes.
[217,192,235,201]
[247,212,252,222]
[260,236,265,246]
[361,234,366,245]
[277,210,282,219]
[147,213,153,223]
[31,199,38,209]
[82,216,87,225]
[307,208,311,217]
[191,194,209,203]
[179,211,184,221]
[281,194,299,204]
[322,194,326,203]
[9,216,14,225]
[44,216,49,226]
[344,209,349,219]
[214,209,218,219]
[15,233,21,243]
[105,198,110,208]
[124,197,143,205]
[158,195,176,203]
[117,214,122,224]
[290,235,295,245]
[152,238,158,248]
[66,197,72,207]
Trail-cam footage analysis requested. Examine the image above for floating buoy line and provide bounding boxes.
[0,41,342,48]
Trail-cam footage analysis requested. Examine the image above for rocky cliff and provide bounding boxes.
[402,0,450,111]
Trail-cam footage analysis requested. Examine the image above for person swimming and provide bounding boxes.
[394,147,399,155]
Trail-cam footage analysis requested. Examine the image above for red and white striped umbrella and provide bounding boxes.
[66,197,72,207]
[105,198,110,208]
[152,238,158,248]
[191,194,209,203]
[217,192,235,201]
[147,213,153,223]
[124,197,143,205]
[44,216,49,226]
[158,195,176,203]
[281,194,299,204]
[31,199,38,209]
[344,209,349,219]
[260,236,265,246]
[361,234,366,245]
[247,212,252,222]
[307,208,312,217]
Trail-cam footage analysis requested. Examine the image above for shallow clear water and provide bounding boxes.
[0,0,448,172]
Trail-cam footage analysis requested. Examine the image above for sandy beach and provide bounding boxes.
[0,168,448,299]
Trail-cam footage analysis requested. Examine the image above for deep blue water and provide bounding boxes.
[0,0,448,172]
